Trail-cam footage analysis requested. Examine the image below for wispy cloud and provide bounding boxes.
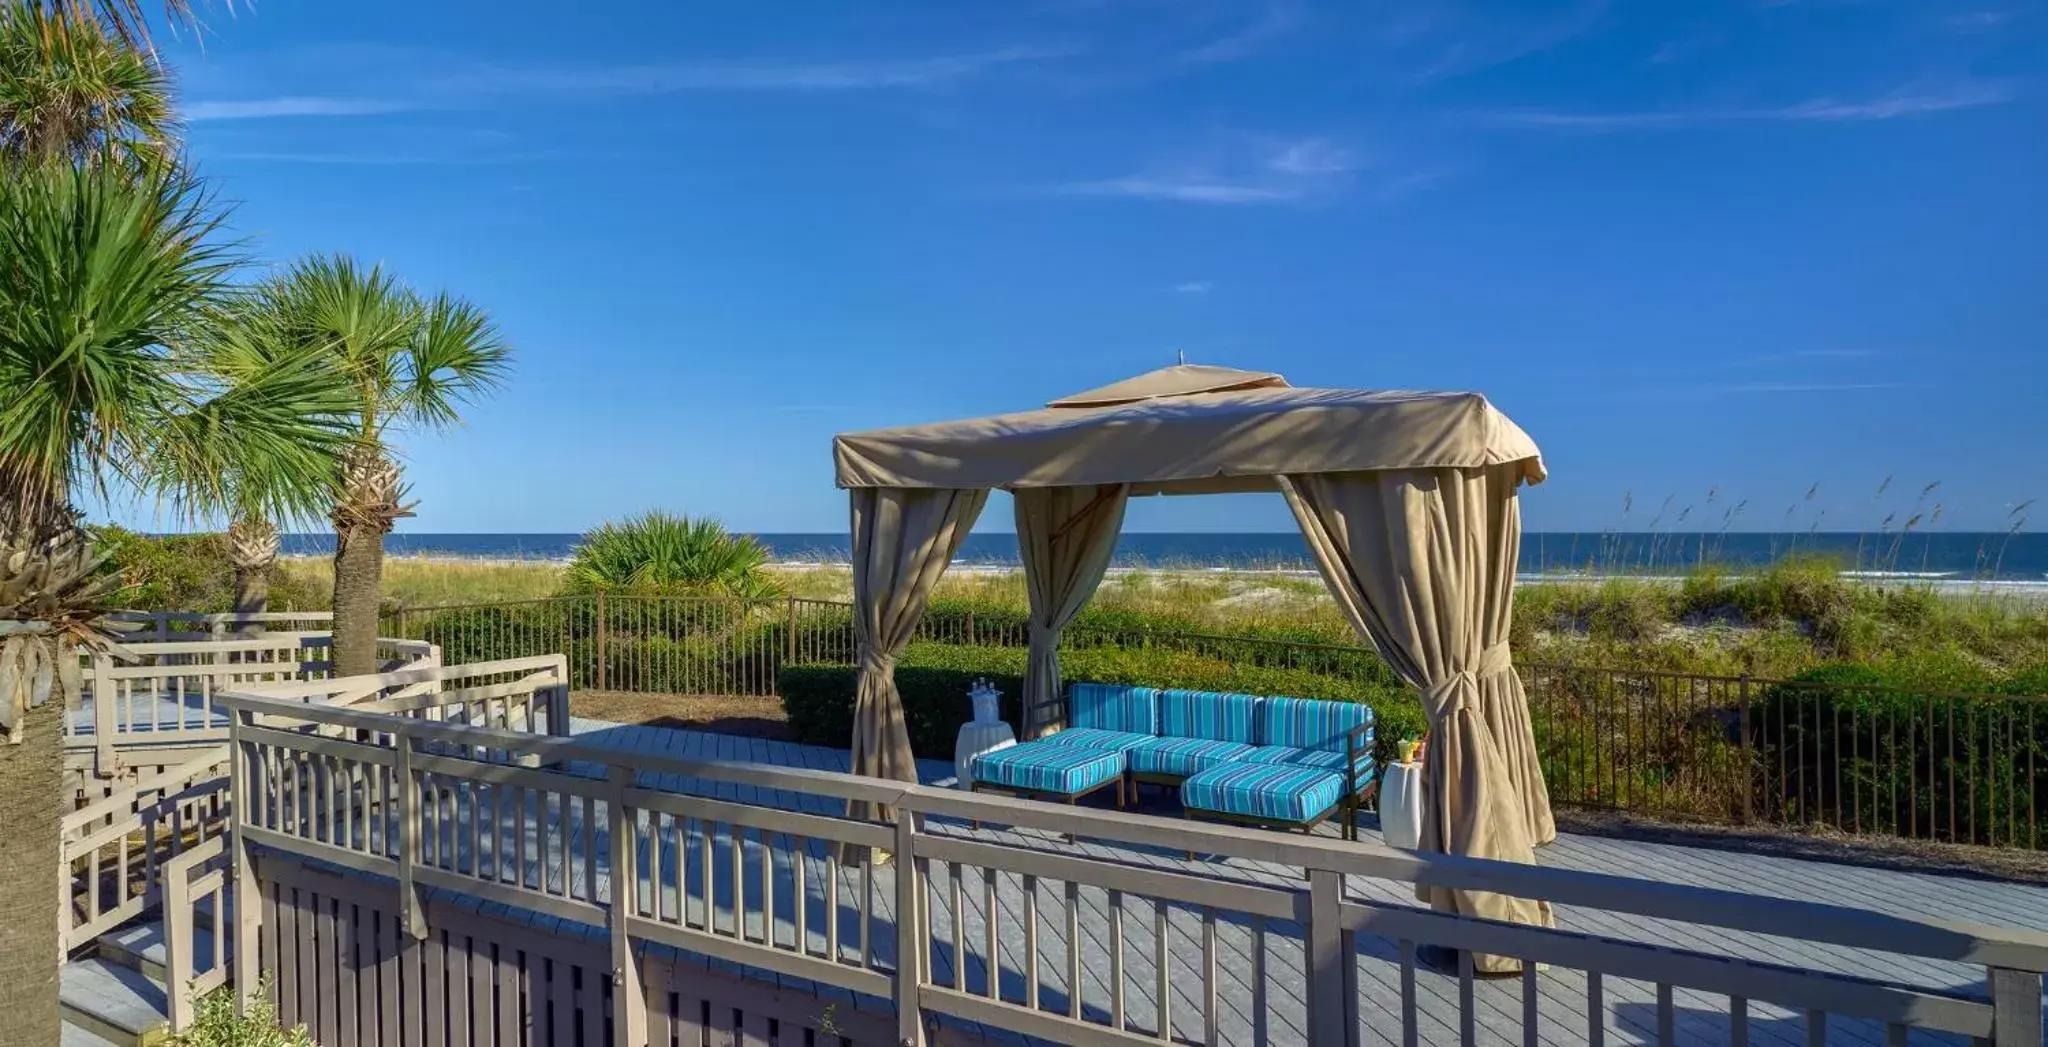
[1701,382,1903,394]
[1732,348,1889,367]
[1058,178,1296,204]
[1179,2,1303,64]
[1266,139,1355,175]
[442,46,1073,96]
[1055,137,1360,206]
[185,46,1076,121]
[1943,10,2018,33]
[1174,281,1213,294]
[208,150,563,166]
[185,97,414,121]
[1480,81,2015,132]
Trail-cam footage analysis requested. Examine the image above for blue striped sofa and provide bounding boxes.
[968,682,1377,838]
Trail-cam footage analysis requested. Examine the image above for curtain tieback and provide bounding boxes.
[1423,643,1516,715]
[1027,622,1061,647]
[857,647,898,678]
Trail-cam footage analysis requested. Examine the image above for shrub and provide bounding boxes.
[168,978,314,1046]
[778,641,1422,766]
[1754,664,2048,844]
[92,525,323,612]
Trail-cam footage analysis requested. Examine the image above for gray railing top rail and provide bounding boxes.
[216,687,2048,974]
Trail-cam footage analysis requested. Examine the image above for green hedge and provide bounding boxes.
[1755,664,2048,845]
[778,641,1422,765]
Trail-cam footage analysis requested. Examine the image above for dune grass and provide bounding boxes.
[156,546,2048,681]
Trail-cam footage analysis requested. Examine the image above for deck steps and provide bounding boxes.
[59,956,168,1047]
[62,891,225,1045]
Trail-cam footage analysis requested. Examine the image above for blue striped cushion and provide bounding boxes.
[973,743,1125,796]
[1037,728,1153,753]
[1258,697,1374,753]
[1070,683,1159,735]
[1241,745,1375,782]
[1157,689,1260,744]
[1126,737,1254,779]
[1181,763,1345,824]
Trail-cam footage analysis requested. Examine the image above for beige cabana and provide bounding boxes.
[833,364,1558,954]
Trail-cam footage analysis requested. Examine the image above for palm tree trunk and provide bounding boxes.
[227,516,279,636]
[233,566,269,618]
[0,696,64,1047]
[331,521,384,677]
[329,447,408,677]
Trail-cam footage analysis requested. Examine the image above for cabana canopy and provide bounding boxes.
[835,364,1547,494]
[833,365,1558,964]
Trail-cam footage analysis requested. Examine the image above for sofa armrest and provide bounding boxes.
[1343,721,1377,793]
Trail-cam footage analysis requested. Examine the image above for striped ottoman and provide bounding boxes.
[971,741,1127,806]
[1180,762,1345,829]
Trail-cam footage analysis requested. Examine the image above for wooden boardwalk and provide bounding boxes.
[396,717,2048,1047]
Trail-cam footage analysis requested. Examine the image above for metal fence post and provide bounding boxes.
[594,591,609,692]
[1989,967,2044,1047]
[785,595,798,667]
[1738,673,1753,825]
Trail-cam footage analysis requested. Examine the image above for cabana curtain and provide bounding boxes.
[1277,466,1555,968]
[847,486,989,825]
[1015,484,1130,738]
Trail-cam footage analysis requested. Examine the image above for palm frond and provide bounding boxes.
[0,158,235,527]
[0,2,178,167]
[402,291,509,430]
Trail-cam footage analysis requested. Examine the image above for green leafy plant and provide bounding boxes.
[168,978,315,1047]
[565,511,782,601]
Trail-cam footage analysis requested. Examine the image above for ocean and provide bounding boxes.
[276,531,2048,582]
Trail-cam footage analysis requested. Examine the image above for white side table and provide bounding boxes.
[954,720,1017,790]
[1379,761,1424,849]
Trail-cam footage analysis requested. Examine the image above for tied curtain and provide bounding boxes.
[1278,466,1556,969]
[847,486,989,827]
[1015,485,1130,738]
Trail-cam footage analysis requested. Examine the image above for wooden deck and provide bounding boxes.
[400,717,2048,1047]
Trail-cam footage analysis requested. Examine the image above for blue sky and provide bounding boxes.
[115,0,2046,535]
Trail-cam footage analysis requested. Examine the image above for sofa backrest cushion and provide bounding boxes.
[1069,682,1159,736]
[1156,689,1261,744]
[1258,697,1374,753]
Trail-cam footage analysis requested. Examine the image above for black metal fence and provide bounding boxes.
[380,595,2048,849]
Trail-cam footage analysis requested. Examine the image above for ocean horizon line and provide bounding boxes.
[257,530,2048,583]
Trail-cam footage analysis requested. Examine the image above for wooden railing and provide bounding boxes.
[65,634,443,774]
[58,635,443,960]
[161,834,231,1030]
[107,609,335,642]
[215,683,2048,1047]
[151,657,570,1027]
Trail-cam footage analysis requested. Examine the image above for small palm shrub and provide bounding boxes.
[565,512,781,601]
[168,978,313,1046]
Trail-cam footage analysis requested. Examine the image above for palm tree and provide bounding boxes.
[198,301,349,625]
[0,159,355,1044]
[251,254,510,676]
[0,0,175,167]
